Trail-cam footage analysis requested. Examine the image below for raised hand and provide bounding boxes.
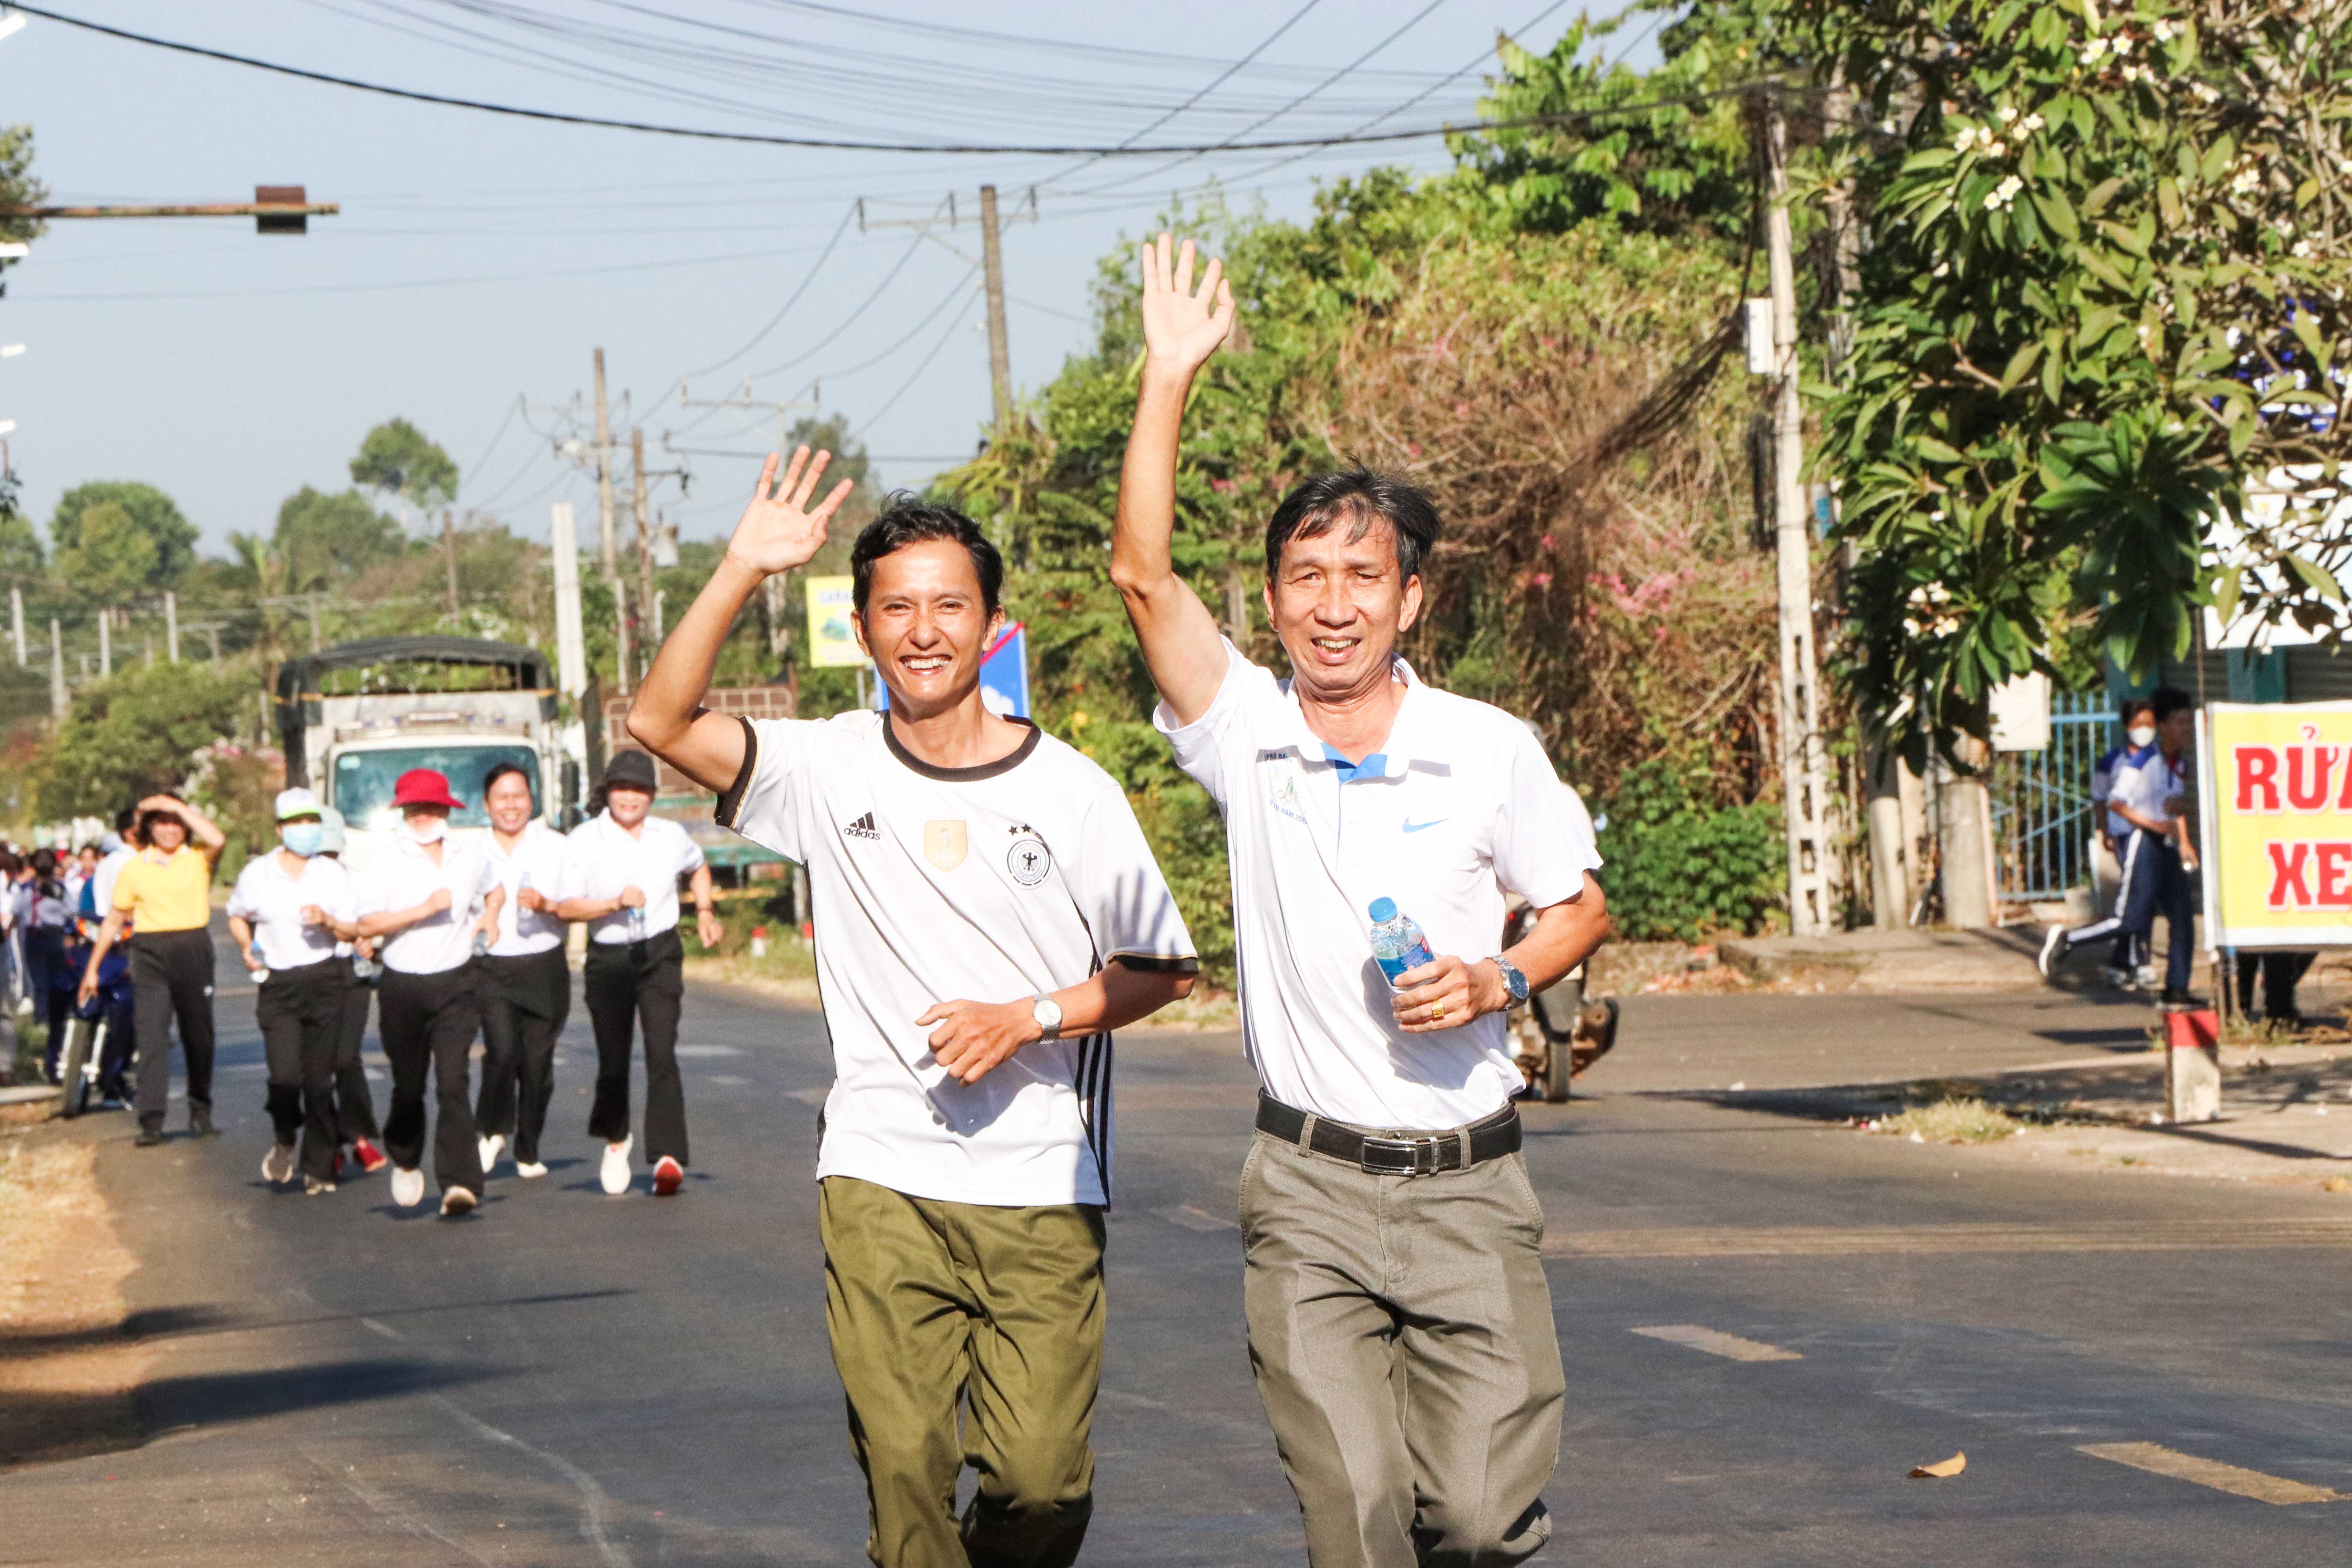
[1138,233,1234,375]
[724,445,855,578]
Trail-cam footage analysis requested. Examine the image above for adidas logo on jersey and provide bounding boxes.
[843,812,881,840]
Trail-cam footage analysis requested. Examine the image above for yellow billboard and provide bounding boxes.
[2198,701,2352,949]
[805,574,864,669]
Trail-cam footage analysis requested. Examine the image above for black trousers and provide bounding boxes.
[132,929,216,1132]
[378,965,486,1196]
[334,959,381,1143]
[256,957,346,1182]
[584,929,687,1166]
[2236,951,2316,1021]
[477,947,572,1165]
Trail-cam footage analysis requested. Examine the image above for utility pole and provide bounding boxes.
[98,608,111,679]
[675,381,810,670]
[8,584,20,666]
[631,427,657,668]
[859,187,1036,430]
[164,589,178,662]
[550,500,587,701]
[592,348,618,576]
[441,508,461,620]
[1762,89,1833,938]
[978,183,1013,430]
[47,616,63,719]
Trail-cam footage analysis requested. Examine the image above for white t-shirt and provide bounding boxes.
[559,811,705,945]
[486,820,571,956]
[353,832,499,976]
[1158,642,1602,1131]
[90,848,132,922]
[2115,746,2189,835]
[718,710,1196,1207]
[227,851,356,972]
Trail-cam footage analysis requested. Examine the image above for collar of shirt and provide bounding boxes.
[1274,659,1428,781]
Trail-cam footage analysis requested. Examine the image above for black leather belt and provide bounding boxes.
[1255,1092,1521,1176]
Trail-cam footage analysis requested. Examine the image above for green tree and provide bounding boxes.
[0,456,40,586]
[51,481,198,588]
[54,501,160,606]
[349,418,458,527]
[36,660,248,818]
[273,486,405,592]
[0,125,47,263]
[1808,0,2352,765]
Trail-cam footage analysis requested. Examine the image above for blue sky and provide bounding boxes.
[2,1,1652,555]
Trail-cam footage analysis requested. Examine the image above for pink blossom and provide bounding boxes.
[1209,478,1234,494]
[1531,572,1552,588]
[1539,534,1555,551]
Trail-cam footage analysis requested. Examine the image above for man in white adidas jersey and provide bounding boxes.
[629,449,1198,1568]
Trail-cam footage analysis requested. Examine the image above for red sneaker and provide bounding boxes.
[652,1156,684,1197]
[350,1138,390,1175]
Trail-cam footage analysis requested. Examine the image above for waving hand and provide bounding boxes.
[724,445,855,577]
[1138,234,1235,375]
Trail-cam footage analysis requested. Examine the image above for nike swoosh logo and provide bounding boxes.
[1401,818,1447,833]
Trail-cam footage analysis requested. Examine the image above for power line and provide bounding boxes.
[13,5,1793,158]
[675,201,857,382]
[853,300,979,438]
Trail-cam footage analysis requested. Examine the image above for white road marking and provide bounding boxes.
[785,1087,829,1106]
[675,1044,742,1058]
[358,1316,402,1341]
[1629,1324,1803,1362]
[437,1397,633,1565]
[2077,1442,2346,1504]
[1550,1219,2352,1258]
[1159,1204,1239,1233]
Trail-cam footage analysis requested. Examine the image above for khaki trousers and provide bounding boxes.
[820,1176,1104,1568]
[1240,1131,1564,1568]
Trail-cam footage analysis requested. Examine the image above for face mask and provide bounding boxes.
[405,817,448,845]
[281,823,324,857]
[2127,725,2156,747]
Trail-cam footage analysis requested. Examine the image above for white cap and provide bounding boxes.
[274,787,323,822]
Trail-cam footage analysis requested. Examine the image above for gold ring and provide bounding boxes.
[1431,1003,1446,1021]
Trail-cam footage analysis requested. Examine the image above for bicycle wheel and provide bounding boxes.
[58,1018,94,1119]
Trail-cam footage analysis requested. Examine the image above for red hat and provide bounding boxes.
[392,768,463,811]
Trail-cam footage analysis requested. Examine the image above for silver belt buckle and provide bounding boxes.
[1360,1135,1438,1176]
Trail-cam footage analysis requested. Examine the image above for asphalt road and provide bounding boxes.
[4,947,2350,1564]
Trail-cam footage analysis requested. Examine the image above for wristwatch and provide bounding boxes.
[1031,994,1064,1042]
[1490,955,1531,1009]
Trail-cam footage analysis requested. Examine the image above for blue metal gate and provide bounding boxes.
[1993,690,2119,901]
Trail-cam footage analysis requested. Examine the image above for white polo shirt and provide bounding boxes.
[718,710,1197,1207]
[226,850,356,972]
[1158,641,1601,1131]
[353,832,499,976]
[560,811,705,945]
[486,821,571,956]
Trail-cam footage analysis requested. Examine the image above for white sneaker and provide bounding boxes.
[478,1132,506,1175]
[261,1143,296,1185]
[600,1136,634,1196]
[440,1186,478,1218]
[515,1160,549,1179]
[2037,924,2065,980]
[390,1166,426,1207]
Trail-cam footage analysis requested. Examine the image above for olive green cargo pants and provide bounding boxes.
[819,1176,1105,1568]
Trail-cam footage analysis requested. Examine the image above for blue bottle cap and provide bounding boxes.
[1367,897,1397,922]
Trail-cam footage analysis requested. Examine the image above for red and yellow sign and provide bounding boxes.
[2199,701,2352,948]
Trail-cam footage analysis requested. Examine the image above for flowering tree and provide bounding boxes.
[1812,0,2352,766]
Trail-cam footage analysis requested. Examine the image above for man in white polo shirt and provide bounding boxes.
[628,453,1198,1568]
[1110,236,1610,1568]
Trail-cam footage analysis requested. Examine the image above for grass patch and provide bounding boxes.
[1875,1097,2027,1145]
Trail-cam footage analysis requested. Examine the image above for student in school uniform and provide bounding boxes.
[226,788,358,1194]
[80,795,229,1147]
[554,748,720,1198]
[352,769,504,1218]
[474,760,573,1181]
[314,806,389,1176]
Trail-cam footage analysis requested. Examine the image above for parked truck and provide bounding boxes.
[274,636,578,870]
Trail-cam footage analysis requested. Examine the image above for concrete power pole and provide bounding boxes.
[98,609,111,678]
[1762,89,1833,938]
[550,500,586,700]
[631,427,657,670]
[441,508,461,621]
[979,183,1013,430]
[9,584,21,666]
[47,617,64,718]
[592,348,618,576]
[164,589,178,662]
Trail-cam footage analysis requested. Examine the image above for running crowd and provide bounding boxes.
[23,748,722,1219]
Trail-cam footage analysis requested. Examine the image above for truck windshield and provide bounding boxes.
[332,745,538,831]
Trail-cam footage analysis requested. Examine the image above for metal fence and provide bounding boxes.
[1992,690,2119,901]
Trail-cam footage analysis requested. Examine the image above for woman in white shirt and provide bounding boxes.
[353,768,504,1218]
[555,748,720,1198]
[226,789,358,1194]
[473,761,573,1180]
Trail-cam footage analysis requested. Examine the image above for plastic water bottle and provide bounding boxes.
[1367,897,1436,985]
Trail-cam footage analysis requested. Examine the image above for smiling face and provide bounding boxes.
[605,784,654,830]
[485,770,535,835]
[1263,514,1424,703]
[854,538,1002,718]
[146,815,188,854]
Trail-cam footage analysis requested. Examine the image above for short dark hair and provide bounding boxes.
[2151,685,2193,722]
[114,807,138,834]
[2119,695,2157,723]
[1264,467,1441,583]
[851,498,1003,616]
[482,760,533,798]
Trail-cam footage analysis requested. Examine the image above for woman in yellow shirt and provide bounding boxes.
[80,794,226,1145]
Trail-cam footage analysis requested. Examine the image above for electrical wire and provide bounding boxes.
[738,233,934,381]
[454,393,523,500]
[787,272,980,393]
[677,201,857,381]
[852,300,978,437]
[11,5,1798,158]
